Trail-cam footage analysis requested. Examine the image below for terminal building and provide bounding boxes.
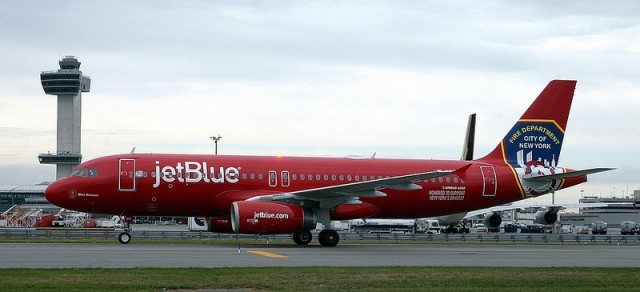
[0,184,50,211]
[560,190,640,228]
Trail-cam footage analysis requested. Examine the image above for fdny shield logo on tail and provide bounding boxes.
[504,120,566,197]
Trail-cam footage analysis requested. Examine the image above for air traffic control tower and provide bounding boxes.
[38,56,91,179]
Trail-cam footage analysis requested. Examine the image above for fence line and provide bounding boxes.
[2,229,640,245]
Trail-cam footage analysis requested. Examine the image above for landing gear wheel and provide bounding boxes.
[118,215,134,244]
[318,229,340,247]
[118,232,131,244]
[293,231,313,245]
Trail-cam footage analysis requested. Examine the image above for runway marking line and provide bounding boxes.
[248,250,288,258]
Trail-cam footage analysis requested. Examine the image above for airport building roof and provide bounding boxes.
[0,183,51,213]
[0,183,49,193]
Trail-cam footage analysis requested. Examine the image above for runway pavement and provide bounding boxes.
[2,242,640,268]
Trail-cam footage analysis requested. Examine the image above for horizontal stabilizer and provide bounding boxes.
[523,167,614,182]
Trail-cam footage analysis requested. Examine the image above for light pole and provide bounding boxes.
[8,185,26,207]
[210,135,222,155]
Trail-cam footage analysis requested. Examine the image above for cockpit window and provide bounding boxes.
[69,168,87,177]
[68,168,98,177]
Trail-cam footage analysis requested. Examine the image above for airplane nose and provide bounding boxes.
[45,179,74,208]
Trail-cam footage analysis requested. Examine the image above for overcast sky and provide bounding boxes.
[1,1,639,203]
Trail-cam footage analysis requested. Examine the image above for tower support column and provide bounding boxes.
[38,56,91,180]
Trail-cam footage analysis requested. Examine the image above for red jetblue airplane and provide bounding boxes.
[45,80,611,246]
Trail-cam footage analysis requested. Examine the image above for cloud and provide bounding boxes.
[0,1,638,197]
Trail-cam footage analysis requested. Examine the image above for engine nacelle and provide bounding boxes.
[231,201,317,234]
[535,210,558,225]
[437,212,467,226]
[208,216,233,233]
[483,212,502,228]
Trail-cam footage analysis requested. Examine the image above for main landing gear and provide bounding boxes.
[293,230,340,247]
[118,215,133,244]
[318,229,339,247]
[292,230,313,245]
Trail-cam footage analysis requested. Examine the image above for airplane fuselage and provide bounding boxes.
[45,153,585,219]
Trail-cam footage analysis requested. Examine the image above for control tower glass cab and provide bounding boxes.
[39,56,91,179]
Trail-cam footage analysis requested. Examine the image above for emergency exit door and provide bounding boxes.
[119,159,136,191]
[281,171,290,187]
[268,170,277,187]
[480,166,497,196]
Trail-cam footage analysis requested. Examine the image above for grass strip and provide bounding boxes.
[1,267,639,291]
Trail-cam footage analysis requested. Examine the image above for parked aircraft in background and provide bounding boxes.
[45,80,612,246]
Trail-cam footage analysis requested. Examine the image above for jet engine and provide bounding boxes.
[438,212,470,233]
[231,201,317,234]
[437,213,467,226]
[483,212,502,228]
[534,210,558,225]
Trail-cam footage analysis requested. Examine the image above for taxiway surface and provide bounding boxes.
[3,243,640,268]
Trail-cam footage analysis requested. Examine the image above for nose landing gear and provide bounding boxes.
[117,215,133,244]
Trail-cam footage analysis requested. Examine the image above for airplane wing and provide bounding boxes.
[463,202,626,219]
[464,205,528,219]
[291,170,454,198]
[249,166,469,208]
[523,167,614,181]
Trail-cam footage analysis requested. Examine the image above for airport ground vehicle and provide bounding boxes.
[51,208,89,228]
[96,215,124,228]
[416,219,441,234]
[503,223,518,233]
[560,224,573,234]
[575,225,589,234]
[442,223,470,233]
[620,221,638,235]
[520,225,545,233]
[591,221,608,235]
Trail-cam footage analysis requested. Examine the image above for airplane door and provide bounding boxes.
[481,166,496,196]
[281,171,290,187]
[268,170,277,187]
[119,159,136,192]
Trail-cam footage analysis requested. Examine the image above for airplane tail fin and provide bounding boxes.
[460,113,476,161]
[478,80,577,168]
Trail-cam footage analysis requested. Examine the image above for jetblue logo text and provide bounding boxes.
[153,161,240,188]
[254,211,289,219]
